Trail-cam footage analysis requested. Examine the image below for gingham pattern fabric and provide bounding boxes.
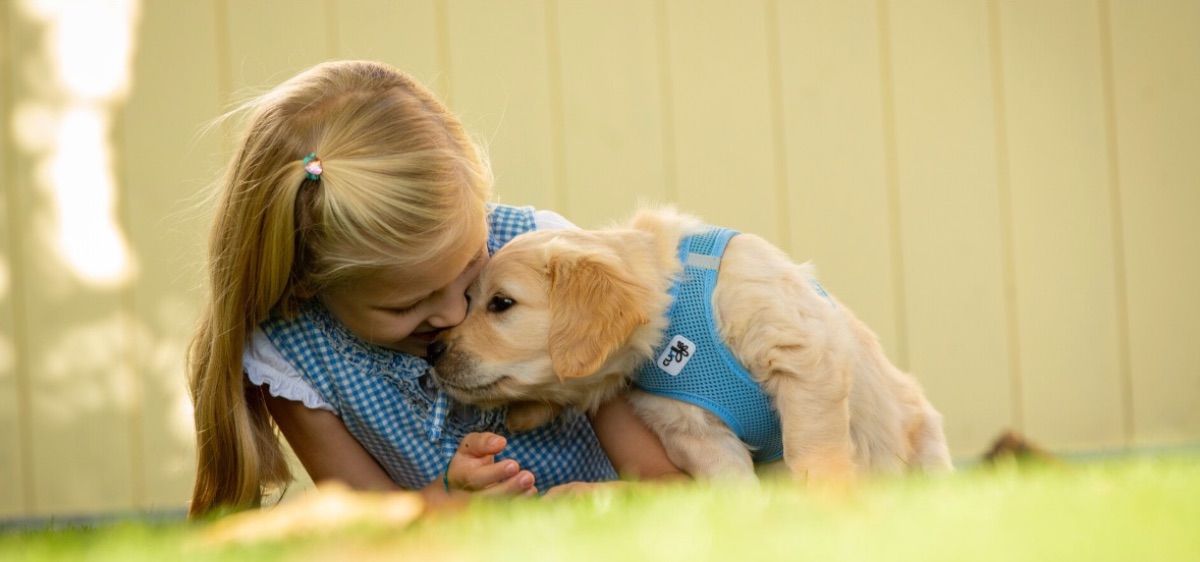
[259,204,616,490]
[634,226,785,463]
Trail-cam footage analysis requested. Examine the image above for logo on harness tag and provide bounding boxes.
[657,335,695,376]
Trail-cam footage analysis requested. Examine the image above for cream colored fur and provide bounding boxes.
[431,206,952,482]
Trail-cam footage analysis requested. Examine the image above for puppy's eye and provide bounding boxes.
[487,295,515,313]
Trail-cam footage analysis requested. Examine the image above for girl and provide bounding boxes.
[188,60,681,518]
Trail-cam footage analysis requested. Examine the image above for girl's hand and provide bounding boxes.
[543,480,628,499]
[444,432,537,496]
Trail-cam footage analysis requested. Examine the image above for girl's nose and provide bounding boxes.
[425,291,469,328]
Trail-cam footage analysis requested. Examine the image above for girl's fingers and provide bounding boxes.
[445,432,530,493]
[543,481,607,499]
[458,459,522,490]
[480,470,537,496]
[458,432,507,459]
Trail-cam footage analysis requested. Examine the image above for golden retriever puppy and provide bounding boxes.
[429,206,952,483]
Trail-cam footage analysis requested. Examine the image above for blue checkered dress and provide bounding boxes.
[259,204,617,490]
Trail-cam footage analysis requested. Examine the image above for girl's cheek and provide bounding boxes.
[341,315,412,348]
[378,313,422,340]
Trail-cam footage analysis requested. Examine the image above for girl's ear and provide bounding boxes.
[292,283,317,299]
[547,251,649,380]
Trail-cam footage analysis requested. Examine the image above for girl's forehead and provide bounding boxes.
[370,239,486,295]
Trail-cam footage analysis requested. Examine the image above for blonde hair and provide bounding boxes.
[187,60,492,518]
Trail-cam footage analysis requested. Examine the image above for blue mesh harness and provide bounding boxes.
[633,226,784,463]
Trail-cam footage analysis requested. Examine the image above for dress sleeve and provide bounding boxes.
[532,209,579,231]
[243,326,336,414]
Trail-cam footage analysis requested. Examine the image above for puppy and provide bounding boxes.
[429,206,952,483]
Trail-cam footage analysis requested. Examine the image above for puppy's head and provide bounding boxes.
[429,229,652,410]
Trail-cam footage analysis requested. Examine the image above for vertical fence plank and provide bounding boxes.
[775,0,902,364]
[662,0,781,243]
[444,0,556,209]
[0,0,30,518]
[122,0,226,511]
[1107,0,1200,447]
[7,2,136,514]
[996,1,1125,452]
[331,0,445,97]
[555,0,667,227]
[886,0,1012,456]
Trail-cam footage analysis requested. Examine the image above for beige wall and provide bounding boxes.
[1,0,1197,518]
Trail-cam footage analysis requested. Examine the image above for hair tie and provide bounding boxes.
[302,153,323,181]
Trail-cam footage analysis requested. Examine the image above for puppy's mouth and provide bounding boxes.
[435,373,512,403]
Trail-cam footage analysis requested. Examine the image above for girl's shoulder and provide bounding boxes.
[486,204,535,253]
[487,204,577,231]
[486,204,577,252]
[244,325,336,413]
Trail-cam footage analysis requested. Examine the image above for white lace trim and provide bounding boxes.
[244,326,336,414]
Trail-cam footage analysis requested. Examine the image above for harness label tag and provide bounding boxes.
[656,334,695,376]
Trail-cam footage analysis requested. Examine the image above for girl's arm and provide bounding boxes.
[264,394,535,507]
[264,393,401,491]
[588,395,688,481]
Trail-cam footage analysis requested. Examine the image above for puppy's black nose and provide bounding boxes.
[426,340,448,364]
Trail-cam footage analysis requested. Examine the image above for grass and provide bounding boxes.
[3,454,1198,561]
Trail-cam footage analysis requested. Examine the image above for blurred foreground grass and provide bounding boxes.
[3,455,1198,561]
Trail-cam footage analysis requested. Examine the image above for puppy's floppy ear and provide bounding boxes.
[548,250,650,379]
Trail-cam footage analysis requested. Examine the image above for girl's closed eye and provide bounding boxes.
[380,299,422,315]
[387,302,420,315]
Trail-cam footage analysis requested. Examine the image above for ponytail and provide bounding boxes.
[186,162,306,518]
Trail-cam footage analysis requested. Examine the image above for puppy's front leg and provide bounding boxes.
[628,391,755,481]
[713,236,857,484]
[761,354,856,484]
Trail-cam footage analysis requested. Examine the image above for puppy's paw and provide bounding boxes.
[793,456,857,505]
[788,450,857,489]
[505,402,563,432]
[807,460,857,482]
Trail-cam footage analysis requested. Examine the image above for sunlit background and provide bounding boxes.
[1,0,1197,520]
[15,0,138,285]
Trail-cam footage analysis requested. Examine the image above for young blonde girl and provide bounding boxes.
[188,60,680,518]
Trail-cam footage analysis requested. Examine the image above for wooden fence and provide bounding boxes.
[1,0,1197,517]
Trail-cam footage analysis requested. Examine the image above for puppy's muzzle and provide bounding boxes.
[426,338,478,393]
[426,340,448,364]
